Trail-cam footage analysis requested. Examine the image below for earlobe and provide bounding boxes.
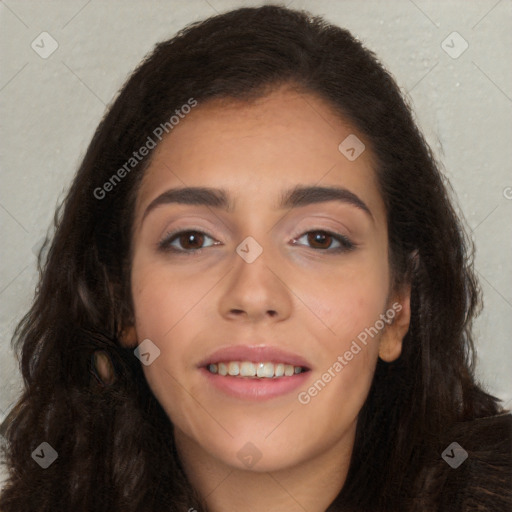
[118,325,138,348]
[378,286,412,362]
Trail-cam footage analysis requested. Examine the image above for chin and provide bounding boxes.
[226,449,303,473]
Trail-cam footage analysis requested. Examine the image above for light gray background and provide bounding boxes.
[1,0,511,430]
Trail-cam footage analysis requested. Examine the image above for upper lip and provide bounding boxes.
[198,344,311,370]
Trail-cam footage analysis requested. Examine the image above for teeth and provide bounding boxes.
[218,362,228,376]
[228,362,239,376]
[207,361,305,378]
[257,362,274,378]
[240,362,256,377]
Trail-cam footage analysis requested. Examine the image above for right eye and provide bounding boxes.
[158,230,221,254]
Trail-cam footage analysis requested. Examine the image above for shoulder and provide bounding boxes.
[414,412,512,511]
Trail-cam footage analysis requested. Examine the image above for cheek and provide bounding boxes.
[129,258,222,429]
[299,251,390,352]
[297,254,388,395]
[297,280,386,425]
[130,255,220,339]
[298,344,377,440]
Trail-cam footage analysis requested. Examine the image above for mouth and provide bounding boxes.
[199,345,312,401]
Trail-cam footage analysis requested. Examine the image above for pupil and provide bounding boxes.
[309,231,330,248]
[183,232,203,249]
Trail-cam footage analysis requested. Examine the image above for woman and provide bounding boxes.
[1,5,510,511]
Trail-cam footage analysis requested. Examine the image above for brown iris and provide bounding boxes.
[178,231,205,250]
[306,231,333,249]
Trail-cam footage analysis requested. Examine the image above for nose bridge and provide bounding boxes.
[218,233,293,321]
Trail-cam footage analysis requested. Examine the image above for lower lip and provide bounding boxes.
[200,367,311,401]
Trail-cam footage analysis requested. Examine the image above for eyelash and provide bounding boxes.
[158,228,355,255]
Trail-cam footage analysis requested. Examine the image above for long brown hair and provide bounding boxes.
[0,5,505,511]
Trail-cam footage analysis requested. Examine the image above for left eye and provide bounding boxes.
[292,230,354,252]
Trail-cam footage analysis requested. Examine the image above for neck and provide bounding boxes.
[174,424,355,512]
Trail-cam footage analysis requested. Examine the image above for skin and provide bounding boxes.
[118,85,411,512]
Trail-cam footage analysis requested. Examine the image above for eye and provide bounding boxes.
[291,230,355,252]
[158,229,220,253]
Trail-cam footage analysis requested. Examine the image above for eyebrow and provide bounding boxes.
[141,185,373,223]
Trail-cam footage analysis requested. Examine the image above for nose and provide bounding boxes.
[217,242,293,323]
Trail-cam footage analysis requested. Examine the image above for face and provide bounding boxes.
[124,86,411,473]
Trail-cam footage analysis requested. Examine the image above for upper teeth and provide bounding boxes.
[208,361,305,378]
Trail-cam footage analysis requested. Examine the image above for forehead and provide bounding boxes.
[135,86,385,221]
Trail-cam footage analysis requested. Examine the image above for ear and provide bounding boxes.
[118,325,138,348]
[378,284,411,362]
